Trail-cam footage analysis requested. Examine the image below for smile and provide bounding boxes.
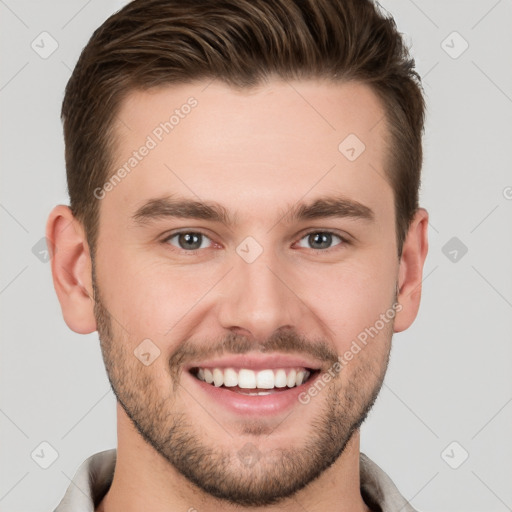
[183,354,323,415]
[190,367,317,395]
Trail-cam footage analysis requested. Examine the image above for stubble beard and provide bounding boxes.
[92,269,393,507]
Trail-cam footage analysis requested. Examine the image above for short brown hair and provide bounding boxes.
[62,0,425,258]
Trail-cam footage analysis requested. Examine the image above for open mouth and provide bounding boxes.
[190,367,318,395]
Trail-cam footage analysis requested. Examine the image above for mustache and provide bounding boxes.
[169,329,339,381]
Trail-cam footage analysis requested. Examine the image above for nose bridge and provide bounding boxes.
[217,240,300,339]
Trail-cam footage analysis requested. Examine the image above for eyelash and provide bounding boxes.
[161,229,350,254]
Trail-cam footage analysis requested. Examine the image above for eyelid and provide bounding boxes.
[161,229,217,251]
[160,228,351,253]
[295,229,350,251]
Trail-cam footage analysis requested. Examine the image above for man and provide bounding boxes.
[48,0,428,510]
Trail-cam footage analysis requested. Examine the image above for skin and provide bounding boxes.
[47,80,428,512]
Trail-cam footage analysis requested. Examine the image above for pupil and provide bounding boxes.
[310,232,331,249]
[180,232,201,250]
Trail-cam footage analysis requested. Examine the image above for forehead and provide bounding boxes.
[103,79,393,228]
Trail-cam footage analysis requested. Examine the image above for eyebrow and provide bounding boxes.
[131,194,374,227]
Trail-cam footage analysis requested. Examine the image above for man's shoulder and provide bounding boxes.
[360,452,419,512]
[54,450,417,512]
[53,449,116,512]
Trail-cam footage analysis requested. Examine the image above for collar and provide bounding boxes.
[54,449,417,512]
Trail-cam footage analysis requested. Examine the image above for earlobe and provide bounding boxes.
[393,207,429,333]
[46,205,97,334]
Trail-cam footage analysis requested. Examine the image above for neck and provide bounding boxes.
[96,404,371,512]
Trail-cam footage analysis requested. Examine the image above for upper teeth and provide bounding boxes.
[195,367,311,389]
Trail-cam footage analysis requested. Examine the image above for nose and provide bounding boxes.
[216,245,304,341]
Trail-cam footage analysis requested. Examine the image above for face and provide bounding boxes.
[93,80,400,506]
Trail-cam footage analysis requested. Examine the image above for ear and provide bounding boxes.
[393,207,429,333]
[46,205,97,334]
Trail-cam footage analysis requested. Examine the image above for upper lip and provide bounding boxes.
[185,353,324,372]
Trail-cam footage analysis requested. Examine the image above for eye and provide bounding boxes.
[164,231,213,251]
[296,231,346,251]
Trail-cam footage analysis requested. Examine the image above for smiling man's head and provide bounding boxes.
[48,0,428,510]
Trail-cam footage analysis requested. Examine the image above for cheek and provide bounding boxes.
[297,256,397,347]
[98,251,221,340]
[97,229,398,353]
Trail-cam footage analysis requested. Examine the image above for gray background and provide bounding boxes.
[1,0,511,511]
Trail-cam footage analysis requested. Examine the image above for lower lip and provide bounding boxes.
[184,371,319,416]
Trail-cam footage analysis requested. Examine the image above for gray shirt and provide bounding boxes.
[53,449,418,512]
